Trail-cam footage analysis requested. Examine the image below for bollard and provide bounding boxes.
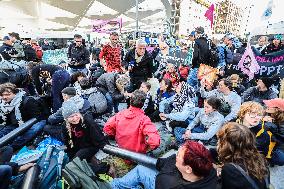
[0,118,38,148]
[102,144,157,168]
[21,165,40,189]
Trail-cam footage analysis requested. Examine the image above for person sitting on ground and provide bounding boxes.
[242,77,278,105]
[236,101,284,166]
[162,63,180,87]
[263,98,284,144]
[0,83,46,150]
[61,101,106,162]
[174,97,224,146]
[103,90,160,154]
[229,74,245,95]
[111,141,217,189]
[139,82,155,117]
[261,34,284,55]
[159,82,196,131]
[217,122,270,189]
[96,72,129,114]
[200,78,241,123]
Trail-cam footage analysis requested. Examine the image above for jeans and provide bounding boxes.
[0,120,46,150]
[0,165,12,189]
[105,92,119,113]
[0,146,13,163]
[52,70,70,112]
[111,165,158,189]
[174,124,206,146]
[67,67,88,75]
[271,148,284,166]
[187,68,198,89]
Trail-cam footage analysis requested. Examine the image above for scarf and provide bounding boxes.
[0,90,26,125]
[135,50,144,64]
[142,92,151,111]
[74,81,82,96]
[173,82,195,112]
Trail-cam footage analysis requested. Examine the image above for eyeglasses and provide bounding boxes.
[248,112,262,118]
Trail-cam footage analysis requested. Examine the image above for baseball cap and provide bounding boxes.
[263,98,284,111]
[3,36,10,41]
[189,31,195,36]
[195,27,204,34]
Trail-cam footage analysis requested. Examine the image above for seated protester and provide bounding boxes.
[178,64,190,82]
[44,87,91,141]
[111,141,217,189]
[162,63,180,87]
[149,79,175,122]
[229,74,245,95]
[103,90,160,154]
[263,98,284,150]
[30,63,70,112]
[0,146,35,189]
[217,122,270,189]
[70,72,87,96]
[159,82,196,131]
[237,101,284,166]
[96,72,129,113]
[61,101,106,162]
[242,77,278,105]
[139,82,155,117]
[261,34,284,55]
[174,97,224,146]
[200,78,241,123]
[0,83,46,150]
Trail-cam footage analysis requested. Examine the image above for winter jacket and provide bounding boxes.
[191,37,210,69]
[200,88,241,123]
[155,155,218,189]
[31,64,65,95]
[13,40,25,58]
[96,72,124,101]
[242,87,278,105]
[261,43,284,55]
[217,44,234,68]
[0,43,17,60]
[159,96,196,121]
[41,43,54,51]
[64,112,106,152]
[67,43,90,69]
[221,163,267,189]
[187,109,224,141]
[103,106,160,154]
[123,48,153,81]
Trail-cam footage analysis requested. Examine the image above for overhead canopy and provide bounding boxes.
[0,0,171,37]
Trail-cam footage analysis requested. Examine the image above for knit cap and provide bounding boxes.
[62,100,80,119]
[62,87,76,96]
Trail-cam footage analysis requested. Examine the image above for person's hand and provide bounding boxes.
[263,116,274,122]
[159,113,167,121]
[182,130,191,139]
[213,164,223,177]
[19,163,35,172]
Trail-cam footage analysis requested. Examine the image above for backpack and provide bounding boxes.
[62,157,111,189]
[23,44,37,61]
[37,145,69,189]
[207,41,219,68]
[34,46,43,60]
[87,88,108,114]
[23,96,52,120]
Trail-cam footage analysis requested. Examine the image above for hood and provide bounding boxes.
[69,95,85,110]
[121,106,144,119]
[180,169,217,189]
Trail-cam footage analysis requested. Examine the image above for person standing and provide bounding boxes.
[8,32,25,60]
[99,32,123,73]
[67,34,90,75]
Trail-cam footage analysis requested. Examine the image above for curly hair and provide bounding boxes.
[217,122,268,180]
[237,101,264,123]
[270,109,284,125]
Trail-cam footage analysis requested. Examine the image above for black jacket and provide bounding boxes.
[192,37,210,69]
[123,49,153,80]
[155,155,218,189]
[41,44,54,51]
[67,43,90,69]
[242,87,278,105]
[0,43,17,60]
[64,112,106,152]
[31,64,64,95]
[96,72,124,101]
[221,163,266,189]
[2,95,42,126]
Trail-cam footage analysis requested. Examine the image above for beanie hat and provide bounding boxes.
[264,98,284,111]
[62,100,80,119]
[195,26,204,34]
[260,77,276,88]
[62,87,76,96]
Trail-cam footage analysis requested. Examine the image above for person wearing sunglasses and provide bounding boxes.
[67,34,90,75]
[236,101,284,166]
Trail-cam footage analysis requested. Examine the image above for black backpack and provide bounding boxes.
[207,40,219,68]
[23,44,37,61]
[23,96,51,120]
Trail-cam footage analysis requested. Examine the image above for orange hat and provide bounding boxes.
[263,98,284,111]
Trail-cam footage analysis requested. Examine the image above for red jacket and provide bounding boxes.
[103,106,160,154]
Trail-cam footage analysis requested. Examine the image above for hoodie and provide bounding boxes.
[103,106,160,154]
[155,155,217,189]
